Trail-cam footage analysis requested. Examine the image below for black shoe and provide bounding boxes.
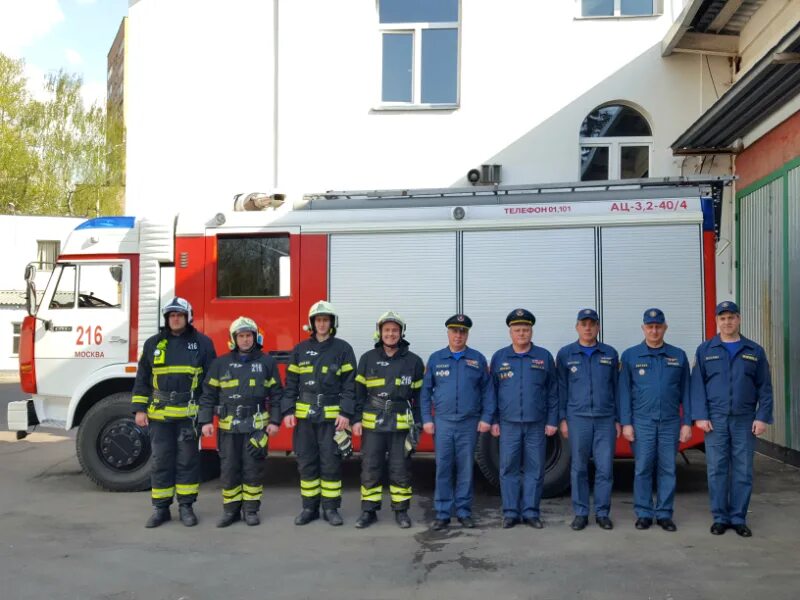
[710,522,728,535]
[145,508,171,528]
[570,516,588,531]
[355,511,378,529]
[294,508,319,526]
[395,510,412,529]
[323,508,343,526]
[502,517,519,529]
[244,512,260,526]
[524,517,544,529]
[431,519,449,531]
[458,516,475,529]
[596,517,614,530]
[179,505,198,527]
[216,511,241,528]
[733,524,752,537]
[657,518,677,532]
[635,517,653,530]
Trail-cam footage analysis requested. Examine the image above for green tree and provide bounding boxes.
[0,53,124,216]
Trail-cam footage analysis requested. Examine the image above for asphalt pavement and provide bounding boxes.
[1,383,799,600]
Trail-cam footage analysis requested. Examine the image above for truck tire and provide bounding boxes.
[475,430,572,498]
[76,392,152,492]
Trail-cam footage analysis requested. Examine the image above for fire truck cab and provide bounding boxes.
[9,178,720,495]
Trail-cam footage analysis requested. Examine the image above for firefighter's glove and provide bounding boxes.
[247,430,269,460]
[404,425,421,458]
[333,428,353,458]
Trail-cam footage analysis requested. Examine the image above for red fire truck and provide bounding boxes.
[9,178,720,497]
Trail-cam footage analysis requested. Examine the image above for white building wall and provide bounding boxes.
[0,216,82,370]
[126,1,732,216]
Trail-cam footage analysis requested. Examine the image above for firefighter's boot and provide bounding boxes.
[179,504,198,527]
[216,510,241,528]
[355,511,378,529]
[395,510,412,529]
[323,508,343,526]
[145,507,171,528]
[294,508,319,526]
[244,511,260,526]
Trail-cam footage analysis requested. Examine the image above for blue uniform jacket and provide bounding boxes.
[490,344,558,425]
[690,335,773,423]
[556,341,619,421]
[420,346,494,424]
[618,342,690,426]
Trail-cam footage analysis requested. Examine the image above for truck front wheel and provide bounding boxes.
[76,392,152,492]
[475,430,572,498]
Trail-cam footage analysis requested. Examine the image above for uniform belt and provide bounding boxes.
[216,404,260,419]
[368,396,409,412]
[300,392,339,407]
[152,390,192,405]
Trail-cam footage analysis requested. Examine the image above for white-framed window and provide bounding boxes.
[580,0,659,17]
[12,322,21,355]
[378,0,459,108]
[579,104,653,181]
[36,240,60,271]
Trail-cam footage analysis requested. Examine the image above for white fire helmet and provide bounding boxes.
[228,316,262,350]
[374,310,406,341]
[307,300,338,334]
[162,297,193,325]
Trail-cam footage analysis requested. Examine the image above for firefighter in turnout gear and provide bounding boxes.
[199,317,283,527]
[352,312,424,529]
[282,301,357,526]
[132,297,216,528]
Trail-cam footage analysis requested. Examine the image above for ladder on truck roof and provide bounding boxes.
[297,176,733,211]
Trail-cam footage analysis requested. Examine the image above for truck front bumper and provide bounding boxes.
[7,399,39,435]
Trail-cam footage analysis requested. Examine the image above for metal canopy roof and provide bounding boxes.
[671,21,800,153]
[662,0,765,57]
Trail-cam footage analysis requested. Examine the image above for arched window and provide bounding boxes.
[580,104,653,181]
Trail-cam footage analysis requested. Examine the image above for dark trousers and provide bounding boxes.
[149,420,199,508]
[568,415,615,518]
[499,420,546,519]
[433,417,479,521]
[631,417,680,519]
[294,419,342,509]
[219,431,265,514]
[360,430,412,512]
[704,413,756,525]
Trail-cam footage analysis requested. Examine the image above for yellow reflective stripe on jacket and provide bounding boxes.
[288,364,314,374]
[219,379,239,389]
[264,377,276,388]
[152,366,203,376]
[176,483,199,496]
[295,402,310,419]
[147,404,198,421]
[217,412,270,431]
[361,412,377,429]
[360,484,383,502]
[132,395,149,404]
[355,374,367,385]
[390,484,412,503]
[396,412,411,430]
[321,480,342,498]
[411,379,423,389]
[207,377,220,387]
[321,366,329,374]
[323,405,340,419]
[365,378,385,388]
[340,363,354,373]
[151,486,174,499]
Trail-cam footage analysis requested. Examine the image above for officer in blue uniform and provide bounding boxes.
[691,301,773,537]
[421,314,494,530]
[490,309,558,529]
[619,308,693,532]
[556,308,620,531]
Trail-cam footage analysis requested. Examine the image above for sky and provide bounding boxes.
[0,0,128,107]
